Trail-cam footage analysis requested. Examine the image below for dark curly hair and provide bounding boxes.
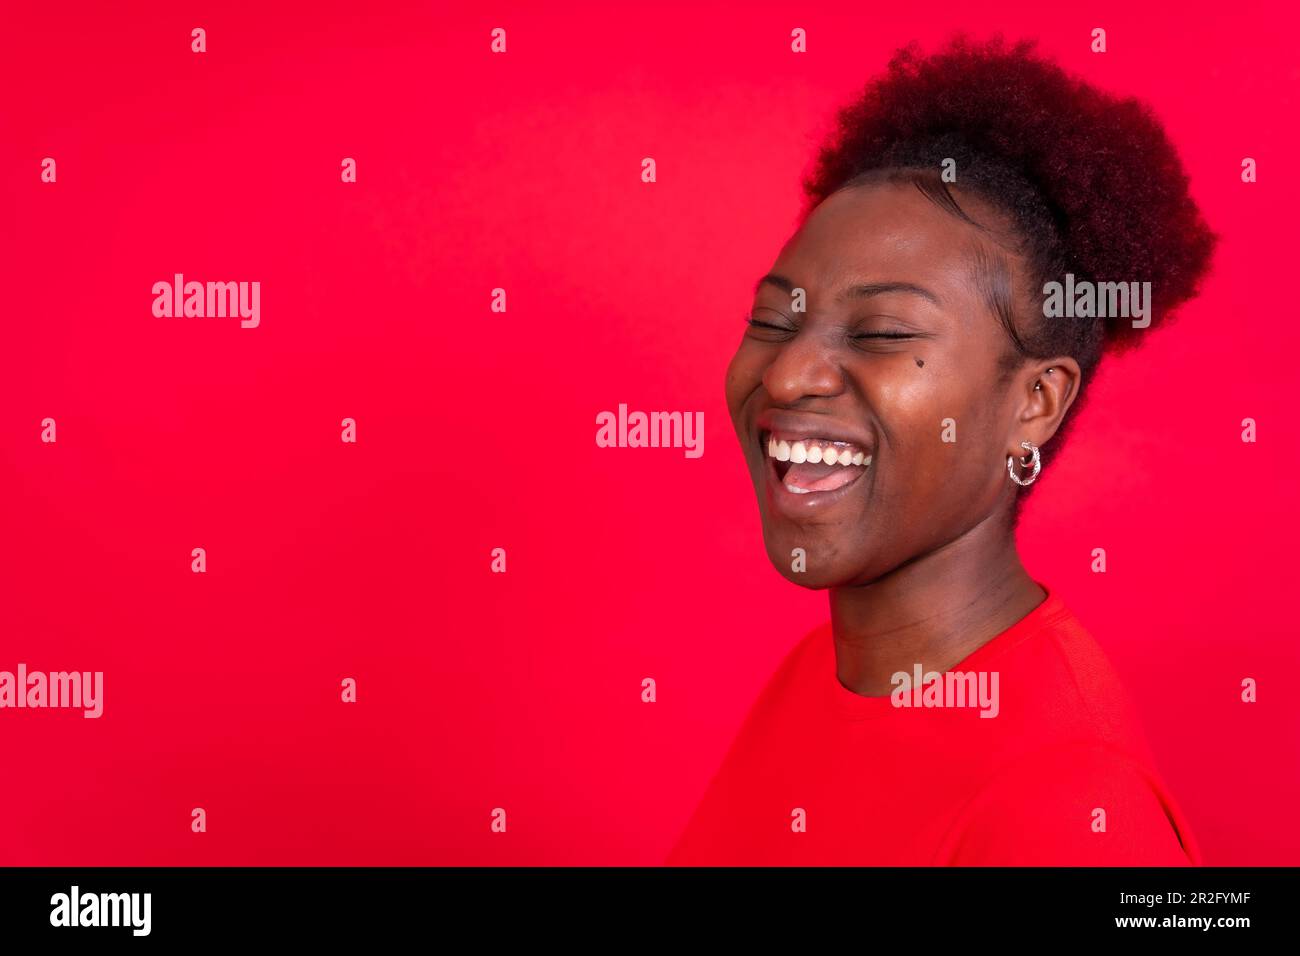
[799,35,1216,498]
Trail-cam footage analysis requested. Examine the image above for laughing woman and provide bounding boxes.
[667,37,1215,866]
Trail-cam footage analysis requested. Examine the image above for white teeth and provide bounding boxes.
[765,436,872,468]
[788,485,811,494]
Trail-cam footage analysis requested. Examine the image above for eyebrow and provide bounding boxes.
[754,273,941,306]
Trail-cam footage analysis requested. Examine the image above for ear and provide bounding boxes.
[1005,357,1082,458]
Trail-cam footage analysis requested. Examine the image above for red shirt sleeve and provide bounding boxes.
[939,741,1200,866]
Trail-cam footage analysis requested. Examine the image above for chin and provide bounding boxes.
[760,526,860,590]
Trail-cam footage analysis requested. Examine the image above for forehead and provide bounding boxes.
[763,181,993,310]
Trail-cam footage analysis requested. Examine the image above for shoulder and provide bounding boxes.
[663,621,831,866]
[935,739,1202,865]
[991,592,1162,756]
[734,619,831,713]
[717,620,832,745]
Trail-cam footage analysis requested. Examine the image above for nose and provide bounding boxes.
[760,328,845,404]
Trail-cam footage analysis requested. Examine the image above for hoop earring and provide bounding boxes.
[1007,440,1041,487]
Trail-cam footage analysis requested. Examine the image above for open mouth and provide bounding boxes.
[758,430,872,495]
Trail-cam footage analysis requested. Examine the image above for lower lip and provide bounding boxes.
[759,442,871,519]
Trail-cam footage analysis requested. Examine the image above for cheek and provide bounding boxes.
[724,343,763,417]
[872,369,955,452]
[872,371,994,483]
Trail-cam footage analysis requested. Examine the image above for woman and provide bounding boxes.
[667,36,1215,865]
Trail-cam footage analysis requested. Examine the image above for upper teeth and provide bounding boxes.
[767,437,870,467]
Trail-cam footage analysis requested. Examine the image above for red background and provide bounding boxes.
[2,0,1297,865]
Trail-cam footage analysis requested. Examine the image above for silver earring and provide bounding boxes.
[1007,440,1041,486]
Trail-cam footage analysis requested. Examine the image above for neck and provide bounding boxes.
[828,510,1045,697]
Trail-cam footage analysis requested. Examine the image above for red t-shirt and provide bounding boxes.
[666,586,1201,866]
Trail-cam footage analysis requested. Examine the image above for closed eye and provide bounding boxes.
[743,312,797,340]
